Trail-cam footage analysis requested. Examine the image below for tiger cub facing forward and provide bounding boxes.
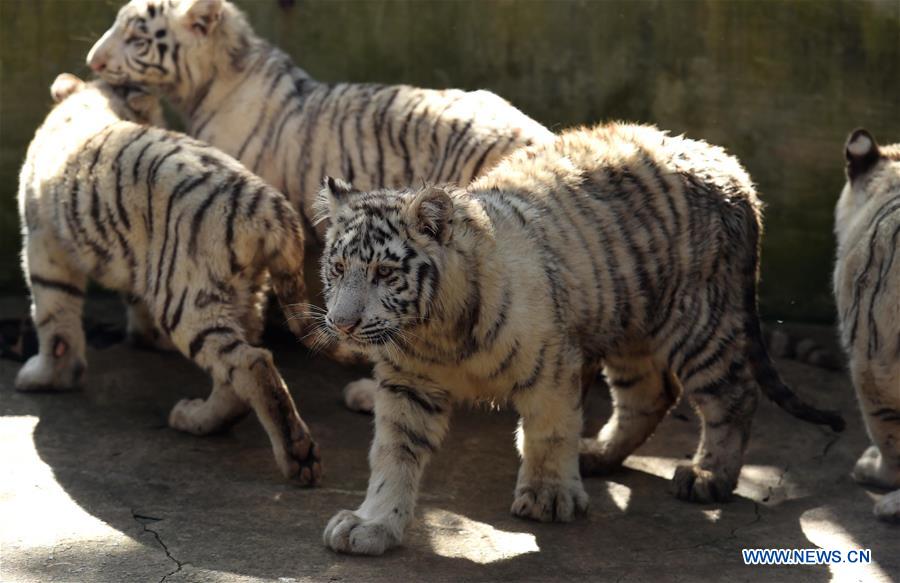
[17,73,320,484]
[835,129,900,523]
[315,123,845,555]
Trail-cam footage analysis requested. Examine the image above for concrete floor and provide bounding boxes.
[1,297,897,583]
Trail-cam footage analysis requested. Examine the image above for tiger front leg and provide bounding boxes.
[15,232,88,391]
[324,378,451,555]
[510,352,589,523]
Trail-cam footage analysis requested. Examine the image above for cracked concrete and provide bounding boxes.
[132,510,184,582]
[1,296,898,582]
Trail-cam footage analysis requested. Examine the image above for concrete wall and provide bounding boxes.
[1,0,898,322]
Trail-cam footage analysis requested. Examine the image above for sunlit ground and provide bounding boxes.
[1,417,144,580]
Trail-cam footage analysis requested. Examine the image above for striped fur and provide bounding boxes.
[86,0,554,244]
[16,74,321,485]
[834,129,900,523]
[316,123,845,555]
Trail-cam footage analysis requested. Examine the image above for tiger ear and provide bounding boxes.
[179,0,223,36]
[314,176,354,225]
[845,128,880,181]
[406,186,453,243]
[50,73,85,103]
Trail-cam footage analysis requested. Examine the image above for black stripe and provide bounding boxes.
[188,176,234,256]
[392,421,437,453]
[225,179,246,273]
[30,275,84,297]
[218,339,244,355]
[512,345,548,393]
[381,383,445,414]
[189,326,235,359]
[166,288,187,333]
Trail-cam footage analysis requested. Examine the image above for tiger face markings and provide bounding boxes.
[834,129,900,523]
[314,178,446,351]
[16,73,321,485]
[318,123,844,555]
[88,0,210,88]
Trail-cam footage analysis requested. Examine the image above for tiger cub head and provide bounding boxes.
[836,129,900,243]
[87,0,250,95]
[49,73,165,127]
[315,177,457,351]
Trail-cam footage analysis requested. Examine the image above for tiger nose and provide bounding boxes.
[329,316,361,334]
[86,44,107,72]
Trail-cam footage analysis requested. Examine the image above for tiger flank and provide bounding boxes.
[16,73,321,485]
[835,129,900,523]
[315,123,846,555]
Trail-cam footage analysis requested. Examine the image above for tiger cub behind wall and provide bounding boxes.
[315,123,845,555]
[835,129,900,523]
[17,73,320,484]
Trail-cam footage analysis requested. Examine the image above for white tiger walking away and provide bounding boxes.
[16,73,321,485]
[834,128,900,523]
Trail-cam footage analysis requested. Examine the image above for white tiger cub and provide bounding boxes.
[315,124,845,555]
[17,73,321,485]
[835,129,900,523]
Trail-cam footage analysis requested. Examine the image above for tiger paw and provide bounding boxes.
[578,438,624,476]
[343,378,376,414]
[168,397,249,435]
[874,490,900,523]
[671,464,736,503]
[323,510,399,555]
[15,349,85,392]
[510,478,589,522]
[852,446,900,489]
[275,425,322,486]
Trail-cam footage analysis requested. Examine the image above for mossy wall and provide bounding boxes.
[1,0,898,322]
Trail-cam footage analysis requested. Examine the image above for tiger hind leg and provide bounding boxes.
[672,339,758,503]
[850,365,900,490]
[168,305,321,484]
[15,231,88,391]
[580,356,678,475]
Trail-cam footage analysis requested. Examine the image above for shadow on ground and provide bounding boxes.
[1,297,897,582]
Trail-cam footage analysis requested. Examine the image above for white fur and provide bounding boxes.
[834,131,900,522]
